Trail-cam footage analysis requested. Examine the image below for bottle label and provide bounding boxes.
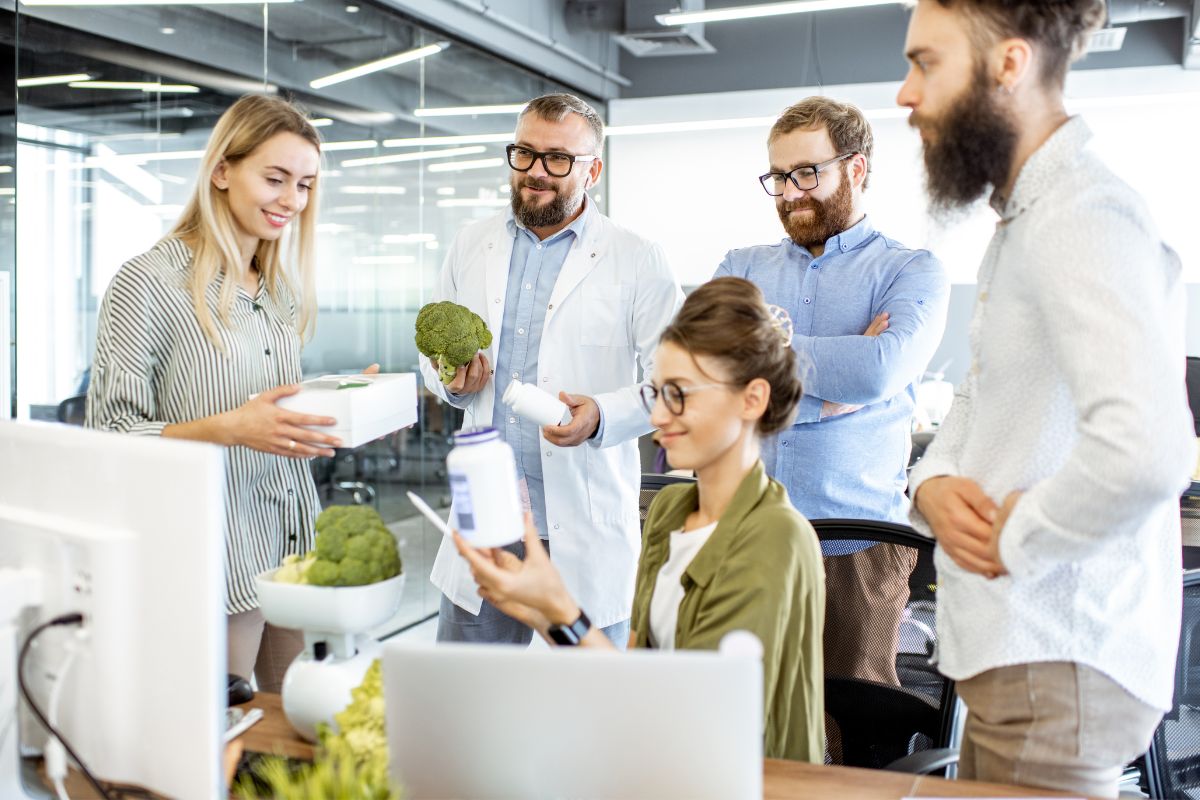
[449,473,475,532]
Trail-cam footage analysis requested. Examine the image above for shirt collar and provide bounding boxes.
[991,116,1092,222]
[505,193,593,244]
[784,214,875,257]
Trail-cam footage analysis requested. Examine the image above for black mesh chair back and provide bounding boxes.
[813,519,956,771]
[56,394,87,426]
[1145,569,1200,798]
[639,473,696,529]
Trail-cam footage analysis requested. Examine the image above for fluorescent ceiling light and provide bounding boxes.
[82,149,205,168]
[316,222,354,233]
[320,139,377,152]
[341,145,486,168]
[353,255,415,264]
[156,173,187,184]
[435,187,455,196]
[426,241,440,250]
[606,117,774,136]
[91,131,182,142]
[310,118,334,127]
[310,42,449,90]
[382,233,435,244]
[436,198,509,208]
[427,157,504,173]
[383,132,513,148]
[69,80,199,93]
[17,73,91,87]
[0,166,11,174]
[341,186,408,195]
[0,189,15,196]
[656,0,901,26]
[413,103,527,118]
[21,0,292,5]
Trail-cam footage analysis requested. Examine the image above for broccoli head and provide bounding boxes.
[414,301,493,384]
[283,505,402,588]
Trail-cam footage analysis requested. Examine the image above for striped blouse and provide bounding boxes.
[86,237,320,614]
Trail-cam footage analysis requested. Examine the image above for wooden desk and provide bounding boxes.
[238,693,1089,799]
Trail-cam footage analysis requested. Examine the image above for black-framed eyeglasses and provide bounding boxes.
[639,381,728,416]
[758,152,855,196]
[505,144,598,178]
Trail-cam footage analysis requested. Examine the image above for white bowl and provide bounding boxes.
[255,568,405,634]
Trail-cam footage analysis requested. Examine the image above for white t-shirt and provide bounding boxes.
[648,521,719,650]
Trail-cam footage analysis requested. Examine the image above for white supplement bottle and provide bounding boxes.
[502,379,571,427]
[446,427,523,547]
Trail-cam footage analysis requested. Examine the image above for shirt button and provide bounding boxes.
[509,416,516,424]
[512,371,519,379]
[517,327,525,335]
[494,297,501,304]
[542,377,549,383]
[536,244,543,250]
[525,283,532,290]
[803,298,811,304]
[554,524,560,530]
[545,451,552,457]
[811,264,818,269]
[979,291,988,302]
[782,441,790,447]
[264,348,271,355]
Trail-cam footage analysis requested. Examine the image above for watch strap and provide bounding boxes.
[547,609,591,646]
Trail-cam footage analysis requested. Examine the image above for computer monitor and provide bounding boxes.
[0,421,226,799]
[382,640,763,800]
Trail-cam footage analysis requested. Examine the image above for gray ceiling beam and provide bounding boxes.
[1187,0,1200,68]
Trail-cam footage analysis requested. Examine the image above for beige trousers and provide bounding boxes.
[956,661,1163,798]
[227,608,305,694]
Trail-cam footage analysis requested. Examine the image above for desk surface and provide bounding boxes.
[237,692,1091,800]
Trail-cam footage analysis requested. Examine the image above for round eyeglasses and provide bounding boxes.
[639,382,728,416]
[758,152,855,197]
[506,144,598,178]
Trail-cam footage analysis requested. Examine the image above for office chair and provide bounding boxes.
[1142,569,1200,798]
[56,394,87,426]
[812,518,959,774]
[638,473,696,530]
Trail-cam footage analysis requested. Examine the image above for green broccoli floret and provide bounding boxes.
[337,557,371,586]
[315,527,348,563]
[306,559,340,587]
[414,301,493,385]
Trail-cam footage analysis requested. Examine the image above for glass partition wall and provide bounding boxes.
[5,1,605,632]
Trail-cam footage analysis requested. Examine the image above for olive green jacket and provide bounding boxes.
[630,461,825,763]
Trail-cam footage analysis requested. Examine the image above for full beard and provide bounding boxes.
[913,62,1019,219]
[777,167,854,250]
[510,177,584,229]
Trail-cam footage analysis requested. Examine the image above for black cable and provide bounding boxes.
[17,612,117,800]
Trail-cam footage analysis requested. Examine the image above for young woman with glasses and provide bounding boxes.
[454,276,825,763]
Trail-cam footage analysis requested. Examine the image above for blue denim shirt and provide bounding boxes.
[716,216,949,554]
[491,201,594,539]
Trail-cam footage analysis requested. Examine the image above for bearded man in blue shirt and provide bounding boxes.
[715,97,949,689]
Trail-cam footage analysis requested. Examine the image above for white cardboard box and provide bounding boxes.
[276,372,418,449]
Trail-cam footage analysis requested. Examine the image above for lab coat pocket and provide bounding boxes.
[580,283,632,347]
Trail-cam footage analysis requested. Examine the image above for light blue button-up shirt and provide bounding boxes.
[491,201,594,540]
[716,216,949,554]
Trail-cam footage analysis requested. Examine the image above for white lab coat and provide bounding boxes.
[421,208,683,628]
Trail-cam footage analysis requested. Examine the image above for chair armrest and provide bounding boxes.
[884,747,960,775]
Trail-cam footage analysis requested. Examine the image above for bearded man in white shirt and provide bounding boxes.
[899,1,1197,796]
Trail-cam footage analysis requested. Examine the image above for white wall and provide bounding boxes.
[607,66,1200,289]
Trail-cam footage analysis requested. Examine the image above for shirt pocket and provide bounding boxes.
[580,283,632,348]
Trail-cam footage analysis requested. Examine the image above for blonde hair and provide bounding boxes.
[167,94,322,347]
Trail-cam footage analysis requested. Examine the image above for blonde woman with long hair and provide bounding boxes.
[87,94,374,691]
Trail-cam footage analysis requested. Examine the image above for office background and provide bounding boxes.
[1,0,1198,633]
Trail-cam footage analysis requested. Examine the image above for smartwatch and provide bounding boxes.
[547,609,591,646]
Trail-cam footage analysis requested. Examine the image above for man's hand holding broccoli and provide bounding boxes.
[415,301,494,395]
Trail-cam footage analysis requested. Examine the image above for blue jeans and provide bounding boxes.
[436,538,630,649]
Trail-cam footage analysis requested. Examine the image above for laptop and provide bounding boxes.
[382,640,763,800]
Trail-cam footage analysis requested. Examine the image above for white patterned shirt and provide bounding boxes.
[909,117,1197,710]
[87,238,319,614]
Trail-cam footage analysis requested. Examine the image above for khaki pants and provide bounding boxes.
[957,662,1163,798]
[823,543,919,685]
[227,608,305,694]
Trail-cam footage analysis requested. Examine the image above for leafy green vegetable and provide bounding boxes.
[414,301,493,385]
[234,660,399,799]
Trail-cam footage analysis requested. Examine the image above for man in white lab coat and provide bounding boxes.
[421,94,683,646]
